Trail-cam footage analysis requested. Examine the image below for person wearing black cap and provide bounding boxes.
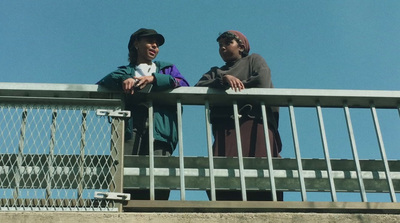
[195,30,282,201]
[97,28,189,200]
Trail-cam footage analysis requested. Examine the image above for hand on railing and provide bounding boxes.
[223,74,245,92]
[123,76,155,94]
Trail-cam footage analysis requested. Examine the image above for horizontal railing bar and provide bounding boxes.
[2,167,398,186]
[124,156,400,171]
[124,156,400,192]
[0,198,115,209]
[124,176,400,193]
[1,83,400,108]
[123,200,400,214]
[123,168,400,180]
[0,166,110,176]
[0,83,102,91]
[0,170,110,189]
[122,158,400,193]
[149,87,400,108]
[0,154,112,166]
[0,96,122,107]
[0,84,120,101]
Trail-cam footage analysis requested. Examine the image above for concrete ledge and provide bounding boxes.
[1,212,400,223]
[123,200,400,214]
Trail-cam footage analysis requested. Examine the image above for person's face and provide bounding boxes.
[218,38,244,63]
[134,36,160,64]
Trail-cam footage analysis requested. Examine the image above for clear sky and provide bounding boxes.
[1,1,400,202]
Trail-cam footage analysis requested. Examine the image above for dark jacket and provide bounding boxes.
[97,61,189,150]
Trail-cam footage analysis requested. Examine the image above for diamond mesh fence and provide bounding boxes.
[0,103,124,211]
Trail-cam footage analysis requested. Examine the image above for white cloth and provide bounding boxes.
[135,62,156,77]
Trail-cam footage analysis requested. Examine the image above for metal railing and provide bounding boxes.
[0,83,126,211]
[1,82,400,213]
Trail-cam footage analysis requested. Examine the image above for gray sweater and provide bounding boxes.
[195,53,273,89]
[195,53,279,130]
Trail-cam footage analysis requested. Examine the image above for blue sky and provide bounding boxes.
[1,1,400,202]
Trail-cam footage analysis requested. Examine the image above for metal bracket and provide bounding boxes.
[96,109,131,118]
[94,192,131,201]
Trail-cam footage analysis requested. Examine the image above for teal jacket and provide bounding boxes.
[97,61,189,150]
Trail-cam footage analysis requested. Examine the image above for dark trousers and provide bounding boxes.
[124,128,172,200]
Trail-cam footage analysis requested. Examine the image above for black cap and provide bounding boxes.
[128,28,165,50]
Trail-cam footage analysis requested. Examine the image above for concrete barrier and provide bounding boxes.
[1,212,400,223]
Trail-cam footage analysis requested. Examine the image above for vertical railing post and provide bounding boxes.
[15,109,28,208]
[148,100,155,201]
[176,100,186,200]
[288,103,307,201]
[343,104,367,202]
[205,101,216,201]
[370,104,397,202]
[316,104,337,202]
[398,105,400,117]
[78,110,87,208]
[232,101,247,201]
[109,112,125,212]
[260,102,277,201]
[46,110,57,208]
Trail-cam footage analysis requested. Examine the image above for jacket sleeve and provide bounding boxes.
[242,54,273,88]
[194,67,226,88]
[153,65,189,91]
[96,66,132,90]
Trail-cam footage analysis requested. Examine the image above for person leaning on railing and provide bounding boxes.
[195,30,283,201]
[97,28,189,200]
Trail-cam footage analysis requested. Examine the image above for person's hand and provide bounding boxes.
[122,76,155,95]
[223,74,245,92]
[122,78,136,94]
[133,76,155,89]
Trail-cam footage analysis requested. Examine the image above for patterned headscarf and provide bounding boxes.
[227,30,250,54]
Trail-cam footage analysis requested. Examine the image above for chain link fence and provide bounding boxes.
[0,103,125,211]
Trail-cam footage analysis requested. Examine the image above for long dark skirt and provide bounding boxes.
[209,118,283,201]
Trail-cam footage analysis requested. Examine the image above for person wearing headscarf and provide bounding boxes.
[195,30,282,201]
[97,28,189,200]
